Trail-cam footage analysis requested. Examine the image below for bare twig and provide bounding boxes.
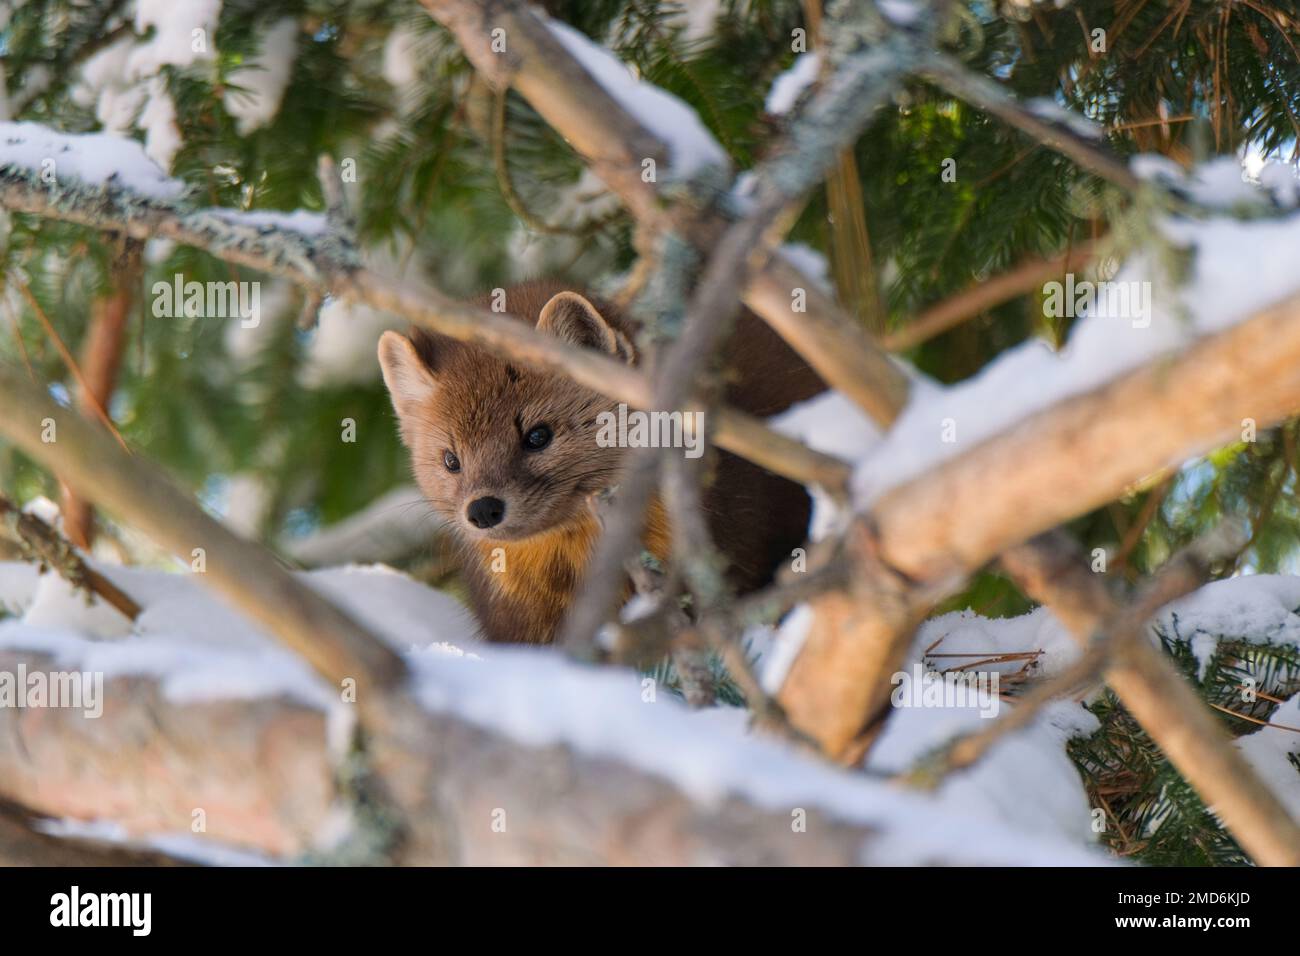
[0,494,141,621]
[904,537,1215,786]
[883,240,1099,351]
[918,52,1143,192]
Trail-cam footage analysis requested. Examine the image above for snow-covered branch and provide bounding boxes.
[0,122,846,492]
[999,532,1300,867]
[776,284,1300,861]
[0,564,1106,865]
[0,363,408,708]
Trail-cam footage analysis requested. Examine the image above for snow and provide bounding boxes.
[60,1,224,171]
[1235,694,1300,819]
[0,561,475,710]
[1026,97,1104,140]
[1153,574,1300,677]
[139,76,182,170]
[76,38,144,133]
[34,817,276,867]
[912,605,1084,681]
[1257,162,1300,208]
[1134,154,1298,210]
[382,27,424,89]
[126,0,224,79]
[879,0,923,25]
[407,641,1107,865]
[758,602,813,694]
[299,297,402,388]
[219,473,272,538]
[546,19,728,179]
[870,696,1097,846]
[867,605,1098,846]
[0,562,38,615]
[766,53,821,115]
[298,242,432,388]
[776,241,833,293]
[758,576,1300,852]
[770,389,882,538]
[209,207,328,237]
[772,390,883,465]
[0,122,344,248]
[0,120,186,199]
[667,0,722,45]
[224,18,298,135]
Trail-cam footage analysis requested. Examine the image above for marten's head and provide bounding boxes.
[378,287,635,542]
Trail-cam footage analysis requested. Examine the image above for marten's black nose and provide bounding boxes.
[467,496,506,529]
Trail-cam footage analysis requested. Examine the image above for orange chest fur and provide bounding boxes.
[471,497,672,612]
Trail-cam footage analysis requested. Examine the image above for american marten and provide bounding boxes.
[378,279,824,644]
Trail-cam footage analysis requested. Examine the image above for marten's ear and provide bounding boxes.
[378,330,437,419]
[537,292,635,363]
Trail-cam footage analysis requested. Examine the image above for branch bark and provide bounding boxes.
[0,646,1091,866]
[61,238,142,548]
[0,650,333,859]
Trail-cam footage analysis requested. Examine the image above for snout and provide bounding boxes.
[467,496,506,529]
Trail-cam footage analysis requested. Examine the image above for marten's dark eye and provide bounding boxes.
[443,450,461,473]
[523,424,552,451]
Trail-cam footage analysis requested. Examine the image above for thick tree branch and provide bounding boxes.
[0,646,1098,866]
[0,366,408,707]
[777,290,1300,861]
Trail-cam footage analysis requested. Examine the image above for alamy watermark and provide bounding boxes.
[596,403,704,458]
[890,664,1000,718]
[152,273,261,328]
[0,665,103,718]
[50,886,150,936]
[1043,273,1152,328]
